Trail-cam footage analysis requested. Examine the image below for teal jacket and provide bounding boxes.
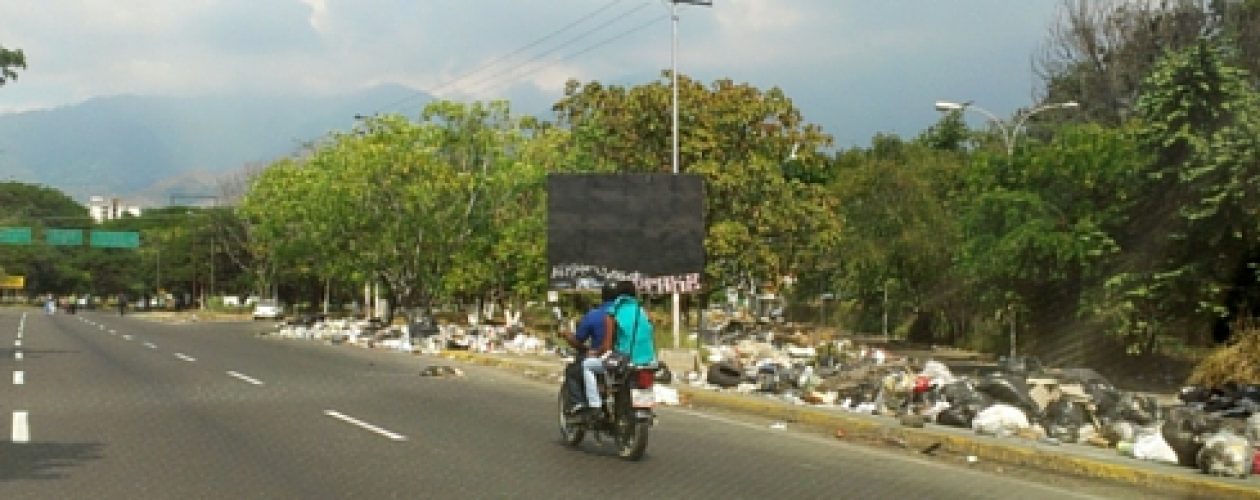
[608,296,655,364]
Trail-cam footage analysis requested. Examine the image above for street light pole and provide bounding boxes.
[933,99,1078,359]
[669,0,711,349]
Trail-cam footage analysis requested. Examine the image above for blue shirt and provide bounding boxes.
[575,301,612,350]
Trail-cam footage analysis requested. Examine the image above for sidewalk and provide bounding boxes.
[438,350,1260,499]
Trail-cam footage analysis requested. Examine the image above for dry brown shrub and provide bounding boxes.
[1187,329,1260,386]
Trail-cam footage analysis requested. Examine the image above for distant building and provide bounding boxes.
[88,196,142,223]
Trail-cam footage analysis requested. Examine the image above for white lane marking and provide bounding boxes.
[226,371,264,385]
[13,371,24,385]
[109,329,117,334]
[13,339,20,347]
[143,342,157,349]
[323,410,408,442]
[122,335,133,341]
[174,353,197,362]
[99,325,105,330]
[11,411,29,443]
[16,328,21,339]
[14,351,22,361]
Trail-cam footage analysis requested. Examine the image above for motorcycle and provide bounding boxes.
[558,357,659,460]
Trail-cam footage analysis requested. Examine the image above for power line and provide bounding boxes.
[454,2,654,96]
[470,13,667,97]
[365,0,633,116]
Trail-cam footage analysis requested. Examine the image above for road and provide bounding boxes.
[0,307,1167,499]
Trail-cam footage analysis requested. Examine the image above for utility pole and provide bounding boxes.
[669,0,712,349]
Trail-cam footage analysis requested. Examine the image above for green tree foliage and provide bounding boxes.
[553,72,834,302]
[1038,0,1260,124]
[0,45,24,87]
[0,182,90,293]
[242,101,549,314]
[1095,41,1260,351]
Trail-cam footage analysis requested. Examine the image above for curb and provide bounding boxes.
[440,351,1260,499]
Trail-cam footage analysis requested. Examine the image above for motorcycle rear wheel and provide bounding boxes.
[616,419,650,460]
[558,390,585,446]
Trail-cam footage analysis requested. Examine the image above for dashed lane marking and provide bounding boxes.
[144,342,157,349]
[11,411,29,443]
[174,353,197,362]
[227,371,264,385]
[323,410,408,441]
[13,371,23,385]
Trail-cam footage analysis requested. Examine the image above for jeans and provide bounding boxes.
[581,356,607,407]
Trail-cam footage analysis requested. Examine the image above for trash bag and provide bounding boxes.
[1247,413,1260,444]
[655,361,673,384]
[936,407,973,428]
[1162,406,1218,467]
[1197,430,1254,478]
[1043,399,1086,443]
[976,372,1039,419]
[1178,385,1212,405]
[972,404,1030,436]
[998,355,1044,375]
[1131,425,1179,464]
[1116,393,1161,426]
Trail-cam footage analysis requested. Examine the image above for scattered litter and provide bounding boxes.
[972,404,1030,437]
[966,455,978,464]
[769,421,787,430]
[1131,426,1178,464]
[419,365,464,378]
[834,428,846,439]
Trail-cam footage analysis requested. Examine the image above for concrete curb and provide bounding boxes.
[440,351,1259,499]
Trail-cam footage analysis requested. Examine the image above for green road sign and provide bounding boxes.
[0,227,33,245]
[46,228,85,246]
[90,230,140,248]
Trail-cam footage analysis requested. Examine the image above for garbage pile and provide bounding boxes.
[690,335,1258,480]
[270,316,550,356]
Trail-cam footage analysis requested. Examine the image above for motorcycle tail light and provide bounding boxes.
[636,369,655,389]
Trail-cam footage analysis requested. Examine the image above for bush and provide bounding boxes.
[1188,329,1260,386]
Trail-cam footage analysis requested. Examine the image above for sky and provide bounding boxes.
[0,0,1067,148]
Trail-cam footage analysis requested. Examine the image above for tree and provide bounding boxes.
[1037,0,1260,125]
[0,45,24,87]
[553,72,835,303]
[1095,41,1260,352]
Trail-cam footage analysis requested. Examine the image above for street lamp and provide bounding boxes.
[933,100,1079,156]
[933,99,1078,359]
[669,0,712,349]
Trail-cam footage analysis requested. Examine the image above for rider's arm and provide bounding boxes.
[599,314,616,355]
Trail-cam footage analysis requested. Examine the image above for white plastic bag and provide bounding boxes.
[1131,426,1178,464]
[972,404,1030,436]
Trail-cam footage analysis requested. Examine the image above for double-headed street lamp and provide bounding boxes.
[932,99,1078,360]
[669,0,711,349]
[933,100,1079,156]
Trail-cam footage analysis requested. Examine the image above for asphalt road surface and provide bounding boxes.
[0,308,1172,499]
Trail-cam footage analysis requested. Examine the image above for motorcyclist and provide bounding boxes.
[562,283,619,424]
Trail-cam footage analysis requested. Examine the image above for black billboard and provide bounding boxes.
[547,173,705,295]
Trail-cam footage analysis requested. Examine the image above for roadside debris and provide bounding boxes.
[419,365,464,378]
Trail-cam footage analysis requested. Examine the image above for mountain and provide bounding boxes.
[0,84,431,205]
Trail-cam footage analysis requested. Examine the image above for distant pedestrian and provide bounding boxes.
[118,293,128,316]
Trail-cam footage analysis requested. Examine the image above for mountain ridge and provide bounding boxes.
[0,84,432,206]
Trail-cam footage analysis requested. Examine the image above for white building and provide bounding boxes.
[88,196,142,223]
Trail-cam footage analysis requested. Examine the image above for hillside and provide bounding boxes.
[0,84,431,205]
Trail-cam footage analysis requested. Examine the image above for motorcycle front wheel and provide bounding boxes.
[615,418,650,460]
[557,390,585,446]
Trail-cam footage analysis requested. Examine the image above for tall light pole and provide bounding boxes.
[933,99,1078,359]
[669,0,711,349]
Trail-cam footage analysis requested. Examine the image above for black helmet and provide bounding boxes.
[613,280,637,299]
[600,282,619,302]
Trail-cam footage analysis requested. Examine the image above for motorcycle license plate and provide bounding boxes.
[631,389,655,408]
